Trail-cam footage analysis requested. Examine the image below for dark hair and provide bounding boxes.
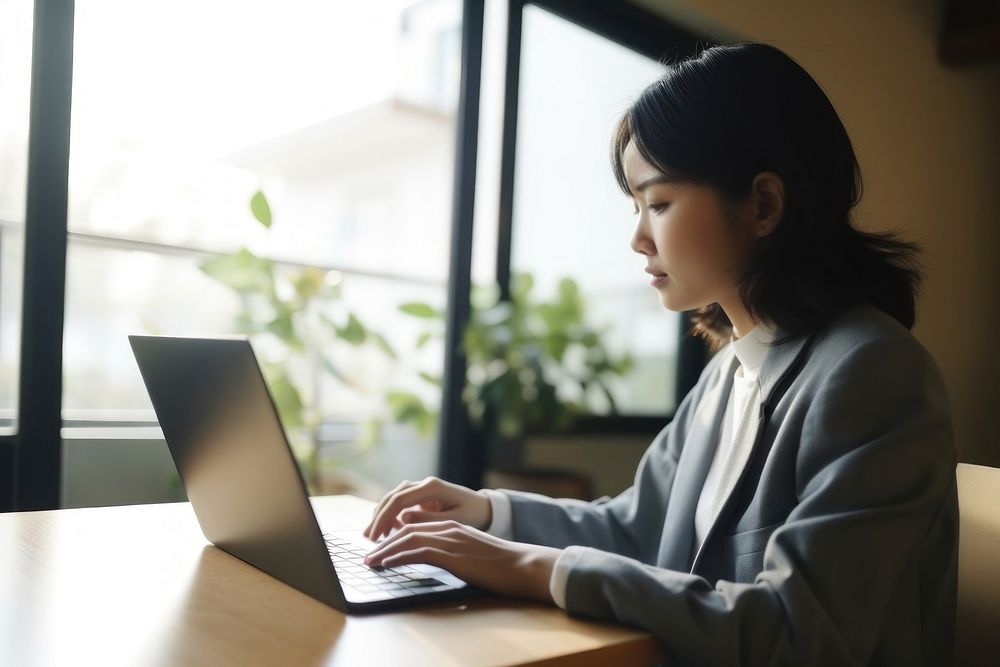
[610,41,924,351]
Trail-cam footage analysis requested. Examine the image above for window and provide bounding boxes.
[0,0,32,434]
[507,3,681,417]
[62,0,463,500]
[4,0,710,510]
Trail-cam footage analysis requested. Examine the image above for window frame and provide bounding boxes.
[2,0,713,510]
[491,0,714,436]
[2,0,74,511]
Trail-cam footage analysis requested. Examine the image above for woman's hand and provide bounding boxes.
[363,519,564,604]
[363,476,493,540]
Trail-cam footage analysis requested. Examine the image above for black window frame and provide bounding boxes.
[440,0,715,487]
[2,0,713,510]
[2,0,74,512]
[493,0,713,434]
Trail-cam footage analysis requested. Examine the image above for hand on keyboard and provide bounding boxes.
[323,532,454,599]
[363,476,493,540]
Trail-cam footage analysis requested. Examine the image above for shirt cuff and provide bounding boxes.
[478,488,514,539]
[549,545,585,609]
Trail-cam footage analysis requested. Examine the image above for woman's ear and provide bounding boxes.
[750,171,784,239]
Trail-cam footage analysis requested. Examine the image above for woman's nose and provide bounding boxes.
[630,219,655,256]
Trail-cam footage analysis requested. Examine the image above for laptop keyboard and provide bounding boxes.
[323,533,455,601]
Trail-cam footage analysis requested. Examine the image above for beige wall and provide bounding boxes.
[523,434,652,499]
[524,1,999,497]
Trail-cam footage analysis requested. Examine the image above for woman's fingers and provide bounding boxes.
[365,478,443,540]
[397,506,455,526]
[357,519,564,605]
[366,488,420,540]
[364,520,463,565]
[364,479,416,538]
[374,545,455,570]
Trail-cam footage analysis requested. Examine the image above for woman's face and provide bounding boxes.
[623,138,757,313]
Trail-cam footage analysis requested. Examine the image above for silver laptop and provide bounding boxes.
[129,334,487,613]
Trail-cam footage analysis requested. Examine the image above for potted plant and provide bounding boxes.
[197,189,634,501]
[197,189,395,496]
[395,271,634,498]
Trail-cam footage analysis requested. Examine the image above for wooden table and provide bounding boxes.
[0,495,666,666]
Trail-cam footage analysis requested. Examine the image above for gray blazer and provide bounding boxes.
[496,301,958,666]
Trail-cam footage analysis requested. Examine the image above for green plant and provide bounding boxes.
[197,190,396,486]
[395,271,634,440]
[198,190,634,484]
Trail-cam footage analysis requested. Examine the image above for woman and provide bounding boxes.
[361,42,957,666]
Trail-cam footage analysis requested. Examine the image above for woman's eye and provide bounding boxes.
[631,203,670,215]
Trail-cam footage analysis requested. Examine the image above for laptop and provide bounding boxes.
[129,334,489,613]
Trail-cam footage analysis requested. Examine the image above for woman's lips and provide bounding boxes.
[648,273,668,286]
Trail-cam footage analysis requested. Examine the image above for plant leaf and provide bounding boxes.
[199,248,273,294]
[337,313,366,344]
[322,356,365,391]
[291,267,325,302]
[387,391,429,426]
[250,190,272,228]
[356,416,382,450]
[370,331,397,359]
[511,272,534,302]
[399,302,440,318]
[614,353,635,374]
[266,371,304,429]
[418,370,442,386]
[595,377,619,414]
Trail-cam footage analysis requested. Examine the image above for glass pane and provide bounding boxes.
[509,4,680,417]
[0,0,32,432]
[64,0,462,499]
[470,0,508,288]
[62,244,239,416]
[67,0,459,278]
[62,243,446,421]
